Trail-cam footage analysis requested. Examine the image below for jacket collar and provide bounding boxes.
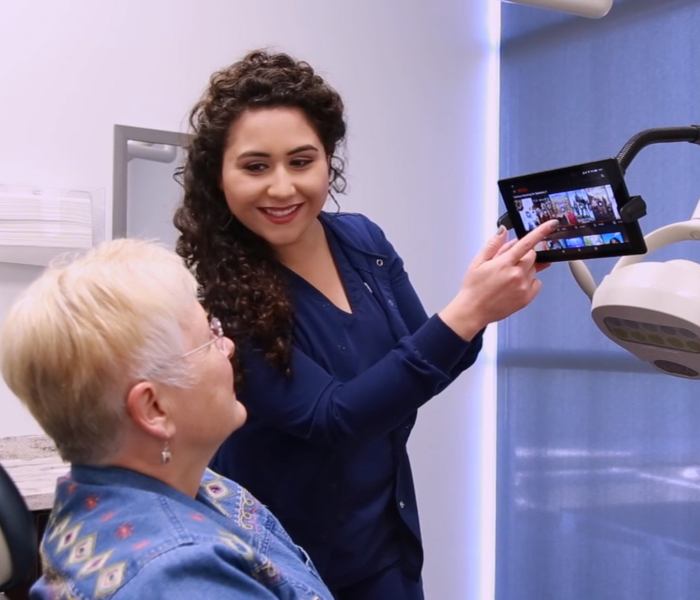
[318,211,389,260]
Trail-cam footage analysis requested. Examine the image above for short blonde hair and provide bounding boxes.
[0,239,200,464]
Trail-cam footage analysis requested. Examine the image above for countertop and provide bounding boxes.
[0,435,67,511]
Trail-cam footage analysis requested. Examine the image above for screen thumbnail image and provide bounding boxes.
[515,196,557,232]
[516,184,620,233]
[550,192,586,226]
[586,185,622,221]
[584,235,604,246]
[601,232,625,244]
[515,197,539,231]
[548,184,620,227]
[535,232,622,252]
[564,237,585,248]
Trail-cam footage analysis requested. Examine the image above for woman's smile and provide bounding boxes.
[258,203,304,224]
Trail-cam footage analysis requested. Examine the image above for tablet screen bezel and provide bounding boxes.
[498,158,647,263]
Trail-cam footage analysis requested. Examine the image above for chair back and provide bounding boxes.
[0,463,37,591]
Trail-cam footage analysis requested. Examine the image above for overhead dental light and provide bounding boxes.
[568,127,700,379]
[503,0,613,18]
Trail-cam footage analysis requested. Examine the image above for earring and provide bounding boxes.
[161,441,172,465]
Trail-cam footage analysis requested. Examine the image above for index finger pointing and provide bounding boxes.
[507,219,559,261]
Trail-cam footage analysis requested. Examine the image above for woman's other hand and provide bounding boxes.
[438,219,558,341]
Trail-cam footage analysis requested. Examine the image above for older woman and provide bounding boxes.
[0,239,332,600]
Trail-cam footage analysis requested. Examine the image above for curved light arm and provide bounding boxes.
[503,0,613,18]
[613,220,700,272]
[568,211,700,300]
[568,260,598,300]
[616,126,700,174]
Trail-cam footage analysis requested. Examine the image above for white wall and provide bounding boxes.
[0,1,498,597]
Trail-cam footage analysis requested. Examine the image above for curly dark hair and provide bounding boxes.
[174,50,347,388]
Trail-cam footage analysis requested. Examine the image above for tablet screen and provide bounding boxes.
[498,158,646,262]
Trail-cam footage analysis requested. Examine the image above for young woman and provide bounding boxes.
[174,50,557,600]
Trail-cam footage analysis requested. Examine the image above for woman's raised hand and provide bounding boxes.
[438,219,559,341]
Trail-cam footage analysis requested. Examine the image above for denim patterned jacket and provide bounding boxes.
[31,465,332,599]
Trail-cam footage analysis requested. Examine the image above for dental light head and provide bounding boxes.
[568,126,700,378]
[584,216,700,378]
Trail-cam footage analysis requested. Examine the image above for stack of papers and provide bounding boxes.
[0,185,97,266]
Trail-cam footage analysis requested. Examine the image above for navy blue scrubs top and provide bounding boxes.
[210,212,484,590]
[285,224,402,583]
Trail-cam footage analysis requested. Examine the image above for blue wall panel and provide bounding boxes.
[498,1,700,599]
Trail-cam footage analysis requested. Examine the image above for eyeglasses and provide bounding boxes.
[182,316,228,358]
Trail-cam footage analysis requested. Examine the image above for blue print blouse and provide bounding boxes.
[31,465,332,599]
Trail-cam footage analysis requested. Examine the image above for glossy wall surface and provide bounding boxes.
[498,1,700,599]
